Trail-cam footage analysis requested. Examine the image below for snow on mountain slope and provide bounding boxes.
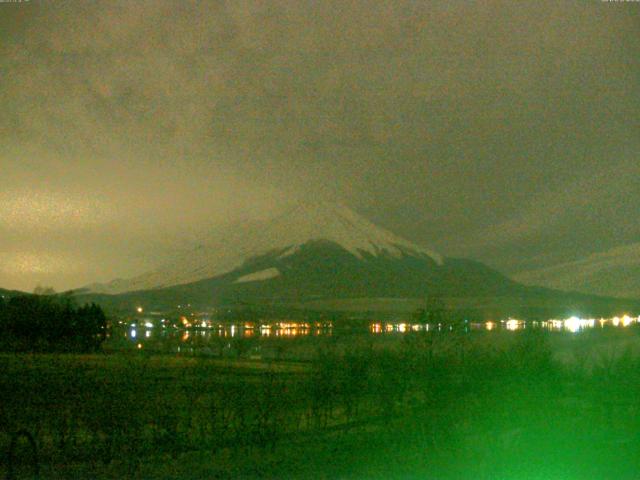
[85,202,443,294]
[233,267,281,283]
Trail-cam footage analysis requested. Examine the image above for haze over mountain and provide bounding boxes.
[80,203,640,319]
[515,243,640,299]
[84,202,444,295]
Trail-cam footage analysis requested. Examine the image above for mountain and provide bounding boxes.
[78,202,640,319]
[84,202,443,295]
[514,243,640,299]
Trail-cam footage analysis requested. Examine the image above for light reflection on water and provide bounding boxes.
[121,315,640,348]
[123,321,334,344]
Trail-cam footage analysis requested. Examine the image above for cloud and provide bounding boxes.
[0,189,115,231]
[0,0,638,292]
[0,251,81,275]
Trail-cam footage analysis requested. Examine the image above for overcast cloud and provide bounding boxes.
[1,0,638,292]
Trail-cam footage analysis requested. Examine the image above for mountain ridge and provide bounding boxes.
[514,242,640,299]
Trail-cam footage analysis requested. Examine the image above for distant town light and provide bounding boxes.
[505,319,520,331]
[564,316,581,333]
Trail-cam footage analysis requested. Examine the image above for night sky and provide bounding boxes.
[1,1,638,295]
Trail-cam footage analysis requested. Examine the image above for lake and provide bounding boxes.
[105,314,640,364]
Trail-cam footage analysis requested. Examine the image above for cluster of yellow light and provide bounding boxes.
[505,319,523,331]
[546,319,564,330]
[621,315,634,327]
[260,325,272,336]
[149,313,640,344]
[275,328,305,337]
[274,322,311,330]
[563,316,595,333]
[164,321,335,340]
[540,315,638,332]
[366,315,639,335]
[370,323,429,334]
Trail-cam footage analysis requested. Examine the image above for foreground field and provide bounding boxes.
[2,329,640,479]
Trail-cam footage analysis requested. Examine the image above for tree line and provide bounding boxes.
[0,293,107,353]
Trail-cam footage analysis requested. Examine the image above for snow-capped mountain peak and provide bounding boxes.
[251,201,442,262]
[84,202,442,294]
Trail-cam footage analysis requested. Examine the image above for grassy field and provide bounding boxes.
[2,328,640,478]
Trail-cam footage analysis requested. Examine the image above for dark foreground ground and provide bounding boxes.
[2,328,640,479]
